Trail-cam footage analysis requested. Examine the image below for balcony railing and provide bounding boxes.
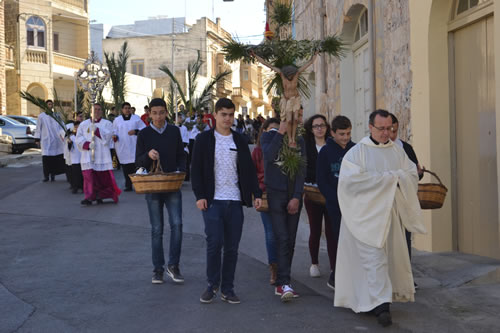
[54,52,85,70]
[26,49,47,64]
[58,0,87,12]
[5,45,15,67]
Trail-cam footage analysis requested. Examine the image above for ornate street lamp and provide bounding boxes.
[76,51,110,161]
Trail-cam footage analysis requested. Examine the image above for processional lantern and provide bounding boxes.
[76,51,110,161]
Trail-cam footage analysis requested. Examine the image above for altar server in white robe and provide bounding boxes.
[34,100,66,182]
[112,102,145,191]
[76,103,121,205]
[334,109,426,327]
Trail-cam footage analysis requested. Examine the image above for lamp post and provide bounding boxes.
[76,51,110,161]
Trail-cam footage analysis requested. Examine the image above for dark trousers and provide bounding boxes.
[121,163,136,189]
[267,189,302,286]
[202,200,244,294]
[65,165,72,184]
[71,164,83,190]
[187,139,195,181]
[405,229,412,260]
[304,198,336,270]
[325,206,342,277]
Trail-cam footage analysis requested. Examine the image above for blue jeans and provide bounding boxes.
[145,191,183,272]
[260,211,277,264]
[202,200,244,294]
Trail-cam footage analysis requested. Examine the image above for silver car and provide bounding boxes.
[0,115,37,153]
[7,115,37,137]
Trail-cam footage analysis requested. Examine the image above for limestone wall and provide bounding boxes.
[294,0,413,140]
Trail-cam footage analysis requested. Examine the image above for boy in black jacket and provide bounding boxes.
[136,98,186,285]
[191,98,262,304]
[316,115,355,290]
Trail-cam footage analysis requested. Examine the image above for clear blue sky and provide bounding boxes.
[89,0,266,43]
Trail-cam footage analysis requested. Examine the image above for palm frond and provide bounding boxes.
[192,70,232,112]
[104,41,130,109]
[20,91,67,131]
[271,1,293,29]
[158,64,188,109]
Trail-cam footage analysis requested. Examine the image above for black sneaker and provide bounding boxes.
[152,271,164,284]
[166,265,184,283]
[376,311,393,327]
[200,287,216,304]
[221,290,241,304]
[43,177,49,182]
[327,272,335,291]
[96,198,103,205]
[50,175,55,182]
[80,199,92,206]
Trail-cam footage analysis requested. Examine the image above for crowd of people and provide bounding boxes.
[34,96,425,327]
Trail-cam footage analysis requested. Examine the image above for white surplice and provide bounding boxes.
[76,118,113,171]
[34,112,64,156]
[112,114,145,164]
[334,136,426,313]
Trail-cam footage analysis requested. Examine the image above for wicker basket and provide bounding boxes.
[129,160,185,194]
[255,192,269,212]
[417,169,448,209]
[304,184,326,205]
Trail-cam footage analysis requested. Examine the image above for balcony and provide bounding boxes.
[231,87,250,104]
[5,45,15,69]
[53,0,88,14]
[26,49,47,64]
[216,78,232,98]
[53,52,85,78]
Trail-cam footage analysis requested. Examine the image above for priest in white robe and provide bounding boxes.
[34,100,66,182]
[112,102,146,191]
[76,103,121,205]
[334,109,426,327]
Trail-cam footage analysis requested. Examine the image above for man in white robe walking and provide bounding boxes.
[34,100,66,182]
[112,102,146,191]
[334,109,426,327]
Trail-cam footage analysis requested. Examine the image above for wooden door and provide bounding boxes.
[454,15,499,258]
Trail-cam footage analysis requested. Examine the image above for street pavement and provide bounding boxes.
[1,154,500,333]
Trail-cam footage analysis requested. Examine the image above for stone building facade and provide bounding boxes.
[102,17,272,117]
[4,0,89,116]
[289,0,500,260]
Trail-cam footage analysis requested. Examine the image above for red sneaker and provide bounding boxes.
[275,285,299,300]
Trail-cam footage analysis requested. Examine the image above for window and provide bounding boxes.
[243,70,249,81]
[457,0,480,15]
[53,33,59,52]
[354,9,368,43]
[131,59,144,76]
[26,16,46,48]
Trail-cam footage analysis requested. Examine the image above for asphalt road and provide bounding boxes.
[1,165,499,332]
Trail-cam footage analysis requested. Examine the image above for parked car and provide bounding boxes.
[7,115,37,137]
[0,115,37,153]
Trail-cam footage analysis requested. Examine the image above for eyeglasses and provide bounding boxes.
[372,125,394,132]
[312,124,326,130]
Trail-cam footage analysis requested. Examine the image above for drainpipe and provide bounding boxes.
[319,0,328,119]
[368,0,376,111]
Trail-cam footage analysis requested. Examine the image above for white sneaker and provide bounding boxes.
[310,264,321,278]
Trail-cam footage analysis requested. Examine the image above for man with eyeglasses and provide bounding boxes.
[334,109,426,327]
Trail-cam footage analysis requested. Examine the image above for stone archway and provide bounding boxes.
[26,83,47,116]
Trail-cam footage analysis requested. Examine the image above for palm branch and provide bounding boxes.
[20,91,67,132]
[192,70,232,112]
[104,41,130,109]
[159,64,188,111]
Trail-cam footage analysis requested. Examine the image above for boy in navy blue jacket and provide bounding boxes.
[316,115,355,289]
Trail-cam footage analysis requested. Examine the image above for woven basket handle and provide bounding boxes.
[423,169,444,186]
[151,158,163,174]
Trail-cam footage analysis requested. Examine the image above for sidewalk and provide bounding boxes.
[0,149,42,168]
